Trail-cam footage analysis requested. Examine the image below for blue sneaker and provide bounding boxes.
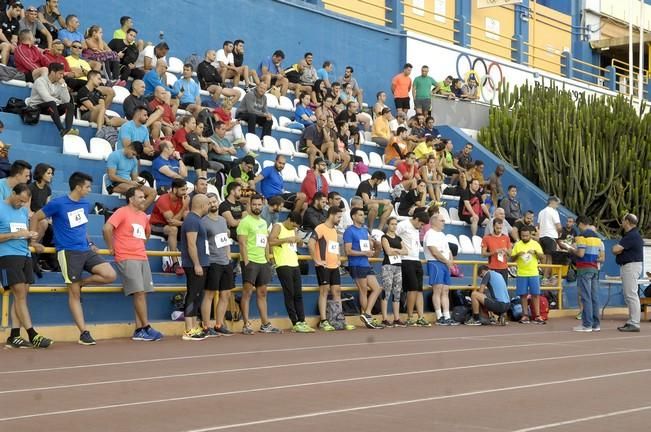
[132,328,150,341]
[146,327,163,341]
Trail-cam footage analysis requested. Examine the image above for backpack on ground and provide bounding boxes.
[326,297,346,330]
[451,304,472,323]
[529,294,550,320]
[340,292,360,316]
[3,97,26,114]
[20,106,40,125]
[508,297,523,321]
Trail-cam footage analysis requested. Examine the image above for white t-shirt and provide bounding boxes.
[135,45,167,69]
[215,49,234,68]
[396,219,420,261]
[423,229,451,262]
[537,206,560,238]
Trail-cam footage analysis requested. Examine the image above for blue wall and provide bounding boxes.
[61,0,402,104]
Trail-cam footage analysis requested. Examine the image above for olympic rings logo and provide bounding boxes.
[455,54,504,103]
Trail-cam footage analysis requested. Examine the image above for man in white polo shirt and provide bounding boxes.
[537,196,562,285]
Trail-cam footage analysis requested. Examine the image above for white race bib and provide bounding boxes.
[215,233,230,248]
[522,252,531,263]
[388,254,402,264]
[256,233,267,248]
[67,208,88,228]
[9,222,26,233]
[359,239,370,252]
[131,223,146,240]
[205,240,210,254]
[497,251,505,262]
[328,240,339,255]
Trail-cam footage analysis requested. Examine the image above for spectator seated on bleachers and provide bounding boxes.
[192,122,225,174]
[290,92,316,130]
[512,210,538,242]
[314,92,336,121]
[335,100,361,150]
[298,52,318,89]
[0,2,24,65]
[151,141,188,195]
[20,5,52,50]
[235,82,273,139]
[371,107,392,147]
[257,49,289,96]
[105,141,156,206]
[384,126,409,165]
[356,171,392,231]
[108,27,144,82]
[211,96,245,147]
[111,15,144,51]
[420,154,443,203]
[171,115,211,178]
[14,29,49,82]
[316,60,333,88]
[43,38,81,88]
[172,63,202,116]
[148,85,177,137]
[254,154,306,212]
[207,120,238,172]
[391,151,419,191]
[38,0,66,40]
[27,62,77,137]
[459,178,490,236]
[500,185,522,226]
[466,160,488,192]
[144,59,179,104]
[302,191,327,232]
[298,115,329,168]
[116,106,155,157]
[77,70,126,132]
[196,50,241,106]
[300,157,329,205]
[58,14,84,53]
[397,180,427,217]
[232,39,259,88]
[422,116,440,137]
[311,79,328,108]
[135,41,168,73]
[123,79,163,138]
[325,116,351,172]
[484,207,513,238]
[149,178,188,276]
[215,40,245,89]
[338,65,364,106]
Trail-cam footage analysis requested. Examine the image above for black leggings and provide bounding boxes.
[236,112,272,138]
[37,101,74,132]
[276,266,305,324]
[183,152,210,171]
[183,266,207,318]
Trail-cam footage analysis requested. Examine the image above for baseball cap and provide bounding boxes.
[12,1,24,9]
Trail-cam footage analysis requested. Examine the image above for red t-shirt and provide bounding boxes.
[172,128,189,155]
[149,98,176,125]
[150,193,183,226]
[106,206,150,262]
[213,107,232,122]
[481,234,512,270]
[391,161,419,188]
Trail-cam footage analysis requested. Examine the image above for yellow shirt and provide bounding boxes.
[272,223,299,267]
[65,56,91,81]
[413,141,434,160]
[372,116,390,140]
[511,240,543,277]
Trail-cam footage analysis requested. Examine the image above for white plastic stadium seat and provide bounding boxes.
[265,93,279,109]
[262,160,274,169]
[448,207,467,226]
[101,174,121,196]
[278,138,295,156]
[62,135,87,156]
[439,207,451,224]
[345,171,360,189]
[245,133,261,151]
[328,169,347,188]
[368,151,383,168]
[279,116,292,127]
[297,165,309,181]
[167,56,184,74]
[282,163,299,183]
[165,72,177,86]
[360,173,371,182]
[278,96,294,111]
[271,115,279,130]
[472,235,483,254]
[88,137,113,160]
[261,136,280,154]
[356,150,369,166]
[377,180,391,193]
[112,85,130,104]
[458,235,475,254]
[445,234,460,250]
[105,109,122,119]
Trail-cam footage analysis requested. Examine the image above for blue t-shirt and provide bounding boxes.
[41,195,91,251]
[257,56,280,77]
[152,156,180,189]
[116,120,150,150]
[180,211,209,267]
[344,224,370,268]
[294,104,315,127]
[317,68,331,82]
[143,69,176,97]
[259,166,284,199]
[173,78,200,105]
[482,271,510,303]
[106,150,137,185]
[0,201,30,257]
[0,178,12,200]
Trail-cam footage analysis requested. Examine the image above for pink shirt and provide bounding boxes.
[107,206,150,262]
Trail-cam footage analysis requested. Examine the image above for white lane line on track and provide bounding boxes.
[0,329,582,375]
[0,348,648,422]
[511,405,651,431]
[0,334,644,395]
[181,368,651,431]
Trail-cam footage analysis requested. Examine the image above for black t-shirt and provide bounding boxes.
[335,110,356,127]
[382,234,403,265]
[197,60,221,89]
[514,221,537,236]
[299,124,324,150]
[233,51,243,67]
[218,198,243,239]
[108,38,139,66]
[76,85,103,110]
[459,187,482,217]
[456,151,473,170]
[0,13,19,41]
[29,182,51,212]
[356,180,376,201]
[397,190,421,216]
[187,133,202,150]
[302,205,327,232]
[123,94,152,120]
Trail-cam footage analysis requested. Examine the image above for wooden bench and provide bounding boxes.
[642,297,651,321]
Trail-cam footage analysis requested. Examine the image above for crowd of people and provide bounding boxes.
[0,1,645,348]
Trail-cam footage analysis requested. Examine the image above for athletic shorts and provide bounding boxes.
[243,261,272,287]
[394,97,410,110]
[427,260,451,286]
[516,276,541,296]
[57,250,105,284]
[206,262,234,291]
[280,192,297,210]
[0,256,34,288]
[401,260,424,292]
[80,110,92,121]
[179,102,192,110]
[539,237,557,255]
[349,265,374,280]
[115,259,154,296]
[484,297,511,314]
[414,97,431,112]
[316,266,341,286]
[151,224,181,240]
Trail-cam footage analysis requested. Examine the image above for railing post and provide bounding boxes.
[386,0,403,31]
[512,0,529,65]
[605,65,617,92]
[454,0,471,48]
[561,50,573,79]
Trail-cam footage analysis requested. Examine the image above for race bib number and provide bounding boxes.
[9,222,26,233]
[289,242,297,252]
[359,239,370,252]
[388,254,402,264]
[131,223,146,240]
[522,252,531,263]
[205,240,210,254]
[67,208,88,228]
[497,251,505,263]
[256,233,268,248]
[328,240,339,255]
[215,233,229,248]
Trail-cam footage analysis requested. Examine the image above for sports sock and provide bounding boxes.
[26,327,37,341]
[435,309,442,319]
[10,328,20,338]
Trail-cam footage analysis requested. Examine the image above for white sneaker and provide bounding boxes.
[573,325,592,332]
[592,327,601,332]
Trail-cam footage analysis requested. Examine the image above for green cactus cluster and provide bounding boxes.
[478,81,651,237]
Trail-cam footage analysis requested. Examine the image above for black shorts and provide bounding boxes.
[460,213,487,226]
[242,261,272,287]
[484,297,511,314]
[205,263,234,291]
[0,256,34,288]
[281,192,297,210]
[539,237,557,255]
[349,266,375,280]
[179,102,192,110]
[25,70,34,83]
[316,266,341,286]
[401,260,424,292]
[80,110,92,121]
[151,224,181,240]
[394,97,410,110]
[57,250,105,284]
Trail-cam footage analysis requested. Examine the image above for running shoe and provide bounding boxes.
[260,322,282,334]
[464,317,482,326]
[592,326,601,332]
[344,323,356,330]
[416,317,432,327]
[146,327,163,341]
[182,328,206,341]
[242,323,255,335]
[519,316,531,324]
[79,330,96,345]
[5,335,32,348]
[203,327,220,338]
[299,322,315,332]
[435,317,448,326]
[393,319,408,327]
[445,318,460,326]
[292,322,312,333]
[406,318,418,327]
[573,325,592,332]
[215,325,234,336]
[360,313,375,328]
[381,319,393,327]
[532,317,546,325]
[173,263,185,276]
[30,334,53,348]
[132,328,149,341]
[319,320,336,331]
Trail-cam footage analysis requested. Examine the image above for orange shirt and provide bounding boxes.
[481,234,512,270]
[314,223,340,269]
[392,73,412,98]
[384,140,407,164]
[106,206,151,262]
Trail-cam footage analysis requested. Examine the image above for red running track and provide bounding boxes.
[1,317,651,432]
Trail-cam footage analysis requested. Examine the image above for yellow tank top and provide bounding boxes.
[272,223,299,267]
